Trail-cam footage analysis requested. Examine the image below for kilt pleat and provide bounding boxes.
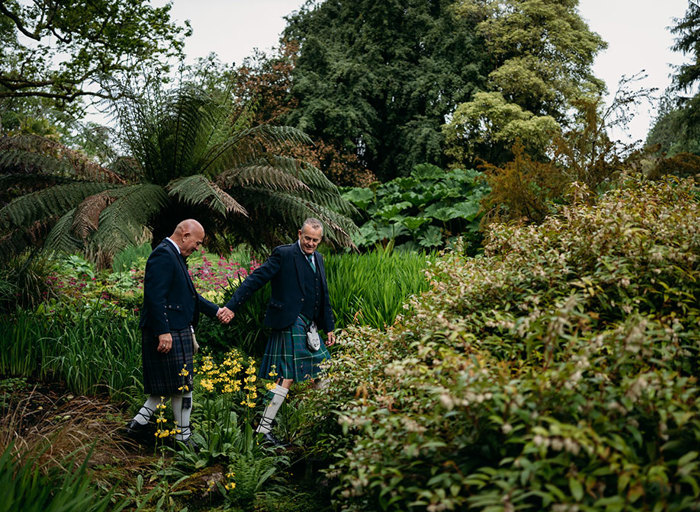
[258,316,331,381]
[142,328,194,396]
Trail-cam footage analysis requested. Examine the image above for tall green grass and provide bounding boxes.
[0,443,125,512]
[325,248,431,330]
[111,242,152,273]
[0,304,141,401]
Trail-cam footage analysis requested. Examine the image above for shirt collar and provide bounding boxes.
[165,237,181,254]
[297,240,313,258]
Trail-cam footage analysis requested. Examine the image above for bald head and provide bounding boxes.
[170,219,205,257]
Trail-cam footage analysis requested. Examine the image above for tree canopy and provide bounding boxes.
[444,0,606,167]
[0,0,190,104]
[282,0,488,181]
[647,1,700,156]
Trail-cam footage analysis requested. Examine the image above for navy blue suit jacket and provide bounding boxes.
[139,239,219,335]
[224,243,335,332]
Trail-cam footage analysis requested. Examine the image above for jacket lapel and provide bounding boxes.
[294,246,306,292]
[163,239,196,294]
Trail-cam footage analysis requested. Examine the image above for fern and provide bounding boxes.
[91,185,170,254]
[1,82,357,264]
[44,209,84,253]
[0,183,115,227]
[167,175,248,216]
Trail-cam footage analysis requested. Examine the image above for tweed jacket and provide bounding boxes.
[224,242,335,332]
[139,239,219,335]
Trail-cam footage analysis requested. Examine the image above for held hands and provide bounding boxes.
[326,331,336,347]
[217,307,234,325]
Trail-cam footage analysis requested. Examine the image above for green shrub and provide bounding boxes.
[301,175,700,511]
[0,252,58,314]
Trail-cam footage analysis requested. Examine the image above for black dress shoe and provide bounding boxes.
[260,432,287,448]
[124,419,150,438]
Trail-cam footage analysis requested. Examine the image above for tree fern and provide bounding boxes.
[167,175,248,217]
[89,185,170,255]
[1,82,357,264]
[0,183,115,227]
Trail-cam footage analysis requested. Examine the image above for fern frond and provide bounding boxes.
[167,175,248,217]
[71,192,119,239]
[0,173,78,190]
[44,208,85,254]
[90,184,170,255]
[241,187,357,248]
[0,183,118,228]
[0,134,125,184]
[217,164,311,193]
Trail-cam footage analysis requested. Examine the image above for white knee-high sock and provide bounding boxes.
[172,391,193,441]
[133,395,161,425]
[256,385,289,434]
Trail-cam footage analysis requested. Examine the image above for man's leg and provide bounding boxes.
[125,395,162,437]
[256,379,292,444]
[171,391,193,442]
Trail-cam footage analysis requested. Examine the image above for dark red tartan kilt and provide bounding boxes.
[141,327,194,396]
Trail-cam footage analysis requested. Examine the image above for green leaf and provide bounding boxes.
[569,477,583,501]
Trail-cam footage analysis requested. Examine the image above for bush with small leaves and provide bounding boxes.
[300,175,699,511]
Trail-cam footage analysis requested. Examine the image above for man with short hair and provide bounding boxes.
[219,217,336,446]
[125,219,225,448]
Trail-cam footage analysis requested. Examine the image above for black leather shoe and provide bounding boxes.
[260,432,287,448]
[123,419,150,438]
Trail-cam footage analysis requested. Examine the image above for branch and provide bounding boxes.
[0,88,118,102]
[0,0,41,40]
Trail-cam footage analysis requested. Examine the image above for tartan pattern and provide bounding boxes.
[258,316,331,382]
[141,328,194,396]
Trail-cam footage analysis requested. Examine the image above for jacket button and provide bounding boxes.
[301,298,304,302]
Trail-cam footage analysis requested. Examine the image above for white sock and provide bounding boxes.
[133,395,161,425]
[172,391,193,441]
[256,385,289,434]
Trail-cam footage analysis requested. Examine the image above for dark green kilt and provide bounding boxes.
[141,327,194,396]
[258,316,331,381]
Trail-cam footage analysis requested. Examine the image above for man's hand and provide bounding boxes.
[217,307,234,324]
[157,333,173,353]
[326,331,336,347]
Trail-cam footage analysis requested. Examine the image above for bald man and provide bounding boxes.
[124,219,224,448]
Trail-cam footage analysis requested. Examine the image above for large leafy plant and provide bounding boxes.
[0,85,357,263]
[342,164,489,253]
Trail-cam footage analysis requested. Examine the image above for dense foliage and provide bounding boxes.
[0,0,189,104]
[342,164,489,252]
[646,1,700,157]
[283,0,487,180]
[299,176,700,511]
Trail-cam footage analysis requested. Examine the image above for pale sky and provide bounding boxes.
[164,0,691,144]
